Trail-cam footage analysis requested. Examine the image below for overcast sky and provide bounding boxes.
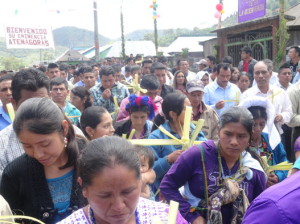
[0,0,238,39]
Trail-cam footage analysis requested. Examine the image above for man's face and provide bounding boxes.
[60,70,68,79]
[288,48,297,60]
[278,68,292,87]
[188,91,203,108]
[47,68,60,79]
[241,51,249,60]
[14,87,49,109]
[101,74,115,89]
[216,68,231,88]
[0,80,12,105]
[50,84,69,104]
[154,69,166,86]
[83,72,96,89]
[206,58,212,67]
[179,61,189,74]
[142,63,152,75]
[254,62,271,89]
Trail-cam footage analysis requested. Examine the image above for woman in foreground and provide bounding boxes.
[58,136,188,224]
[160,107,266,224]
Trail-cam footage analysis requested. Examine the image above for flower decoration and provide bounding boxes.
[126,94,157,120]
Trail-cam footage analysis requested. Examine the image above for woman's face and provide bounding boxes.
[252,118,266,138]
[238,75,250,92]
[91,112,115,140]
[175,72,185,85]
[177,98,191,126]
[218,122,251,160]
[70,92,84,111]
[130,111,148,131]
[231,69,239,82]
[201,74,210,86]
[81,165,141,224]
[18,121,68,167]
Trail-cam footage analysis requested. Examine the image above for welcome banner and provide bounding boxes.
[238,0,266,23]
[4,25,54,49]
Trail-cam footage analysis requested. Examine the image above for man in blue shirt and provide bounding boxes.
[203,63,241,116]
[0,74,13,131]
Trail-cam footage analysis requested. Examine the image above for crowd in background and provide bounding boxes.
[0,45,299,223]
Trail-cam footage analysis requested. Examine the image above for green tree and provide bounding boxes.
[0,56,24,71]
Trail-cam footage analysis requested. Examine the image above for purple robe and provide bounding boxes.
[242,170,300,224]
[160,140,266,223]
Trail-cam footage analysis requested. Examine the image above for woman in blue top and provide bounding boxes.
[148,92,206,192]
[0,98,85,223]
[239,96,288,187]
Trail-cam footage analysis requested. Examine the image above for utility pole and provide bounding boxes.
[93,0,100,63]
[154,19,158,55]
[217,0,223,29]
[121,2,126,59]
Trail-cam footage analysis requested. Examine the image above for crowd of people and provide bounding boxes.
[0,45,300,223]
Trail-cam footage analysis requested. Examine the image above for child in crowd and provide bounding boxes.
[134,145,156,201]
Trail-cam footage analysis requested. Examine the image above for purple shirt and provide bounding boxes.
[243,170,300,224]
[160,140,266,223]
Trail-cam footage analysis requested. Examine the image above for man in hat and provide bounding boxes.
[186,79,219,141]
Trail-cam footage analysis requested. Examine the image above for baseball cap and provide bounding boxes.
[186,80,205,93]
[196,59,208,65]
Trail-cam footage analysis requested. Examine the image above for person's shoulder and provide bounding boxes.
[89,83,101,92]
[56,208,87,224]
[0,125,16,146]
[3,154,28,176]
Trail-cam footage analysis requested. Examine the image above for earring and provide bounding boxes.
[64,137,68,148]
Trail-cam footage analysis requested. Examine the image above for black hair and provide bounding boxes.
[126,57,134,64]
[59,64,68,72]
[207,55,216,64]
[37,66,46,73]
[142,59,153,67]
[80,106,108,140]
[134,145,155,169]
[152,92,186,131]
[131,65,140,73]
[13,98,78,169]
[82,66,93,74]
[176,59,188,67]
[278,62,292,74]
[140,74,160,90]
[50,77,68,90]
[289,46,300,56]
[238,72,250,81]
[151,62,166,73]
[73,70,81,77]
[220,106,253,137]
[69,65,76,70]
[125,66,132,73]
[0,74,13,83]
[78,136,141,188]
[47,63,59,70]
[158,56,168,64]
[223,56,233,65]
[216,63,231,74]
[241,46,252,56]
[248,106,267,121]
[99,66,115,78]
[71,86,92,110]
[112,64,121,73]
[12,68,50,104]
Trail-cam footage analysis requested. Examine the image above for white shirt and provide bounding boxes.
[241,85,292,134]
